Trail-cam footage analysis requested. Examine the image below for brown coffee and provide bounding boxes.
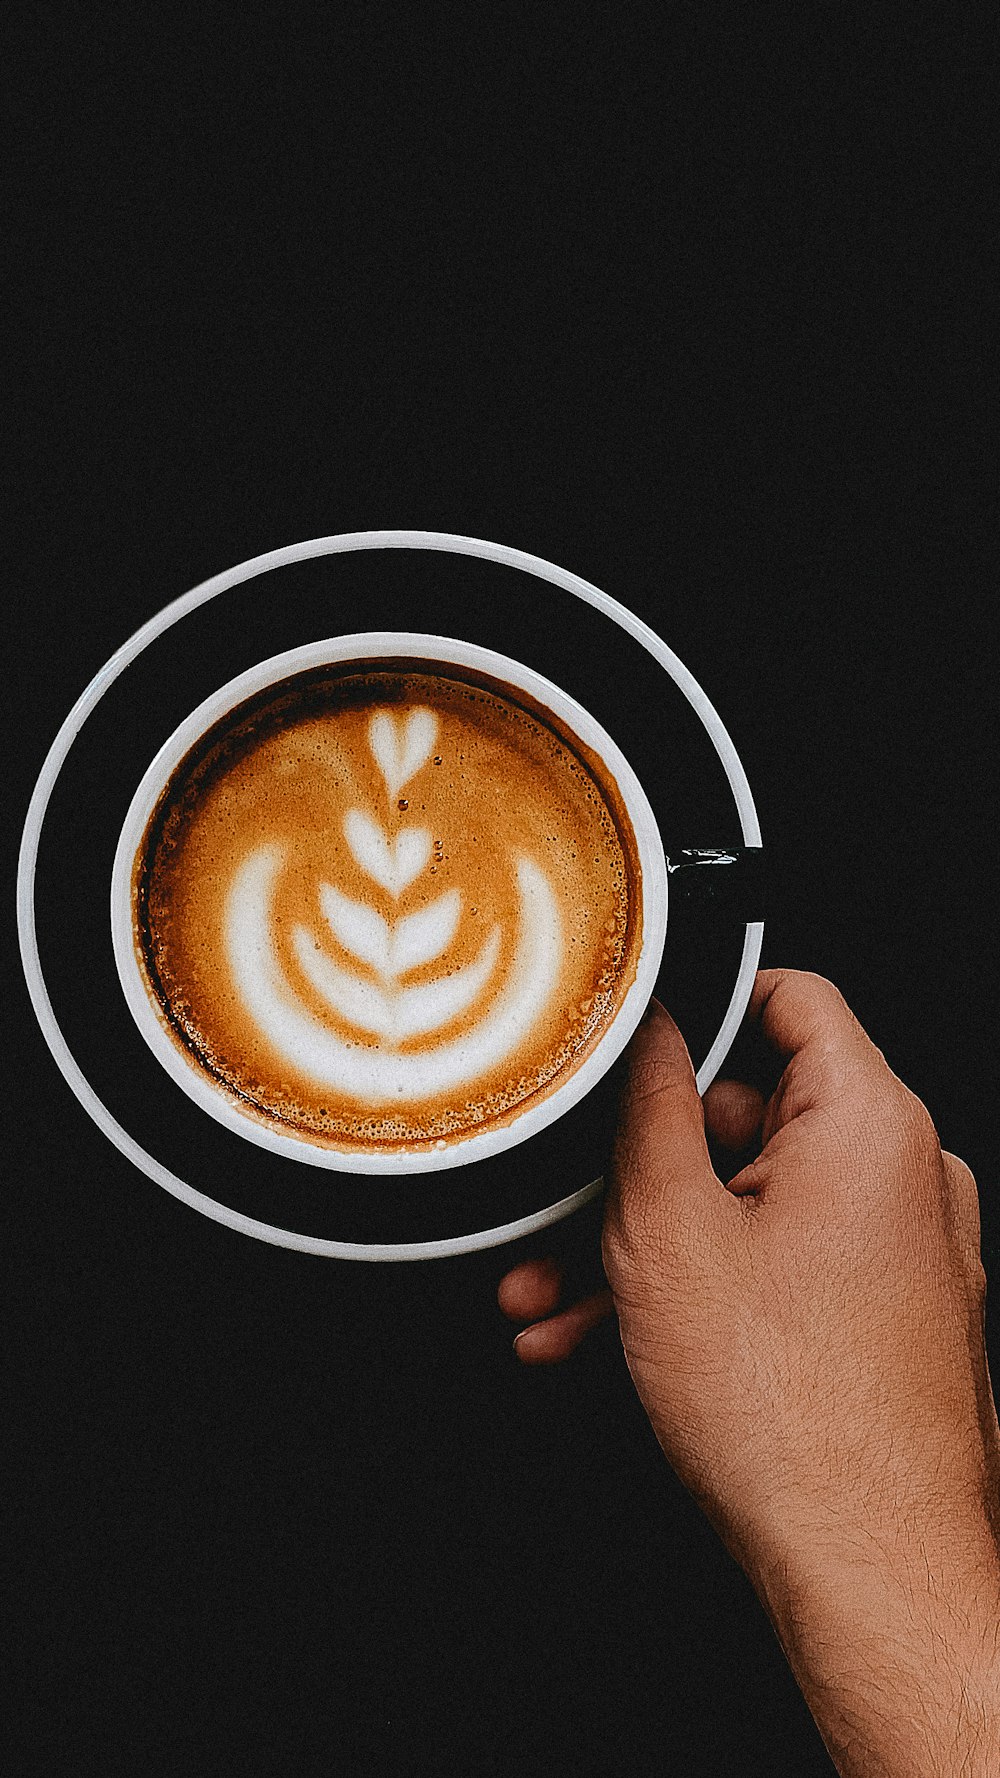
[133,661,643,1154]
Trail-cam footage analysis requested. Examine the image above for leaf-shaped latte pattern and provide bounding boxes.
[369,707,438,798]
[318,883,389,974]
[389,892,462,975]
[343,811,431,896]
[319,883,461,978]
[292,922,502,1040]
[224,845,562,1103]
[217,698,574,1111]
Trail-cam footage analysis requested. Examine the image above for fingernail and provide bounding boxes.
[513,1327,538,1356]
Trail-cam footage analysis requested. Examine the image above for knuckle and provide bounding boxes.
[897,1084,940,1149]
[941,1149,984,1270]
[791,969,857,1023]
[943,1149,978,1194]
[800,968,845,1004]
[864,1068,938,1152]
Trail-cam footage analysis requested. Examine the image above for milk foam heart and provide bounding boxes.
[368,707,438,798]
[133,662,642,1154]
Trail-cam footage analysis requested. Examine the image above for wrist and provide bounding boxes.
[747,1519,1000,1776]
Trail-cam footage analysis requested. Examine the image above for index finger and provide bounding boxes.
[748,969,887,1104]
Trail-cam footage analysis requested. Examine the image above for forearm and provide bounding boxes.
[751,1526,1000,1776]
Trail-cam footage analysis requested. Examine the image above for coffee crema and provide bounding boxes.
[133,661,643,1154]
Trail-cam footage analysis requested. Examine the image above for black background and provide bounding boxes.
[7,10,996,1776]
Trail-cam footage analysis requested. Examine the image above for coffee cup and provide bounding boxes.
[111,632,668,1174]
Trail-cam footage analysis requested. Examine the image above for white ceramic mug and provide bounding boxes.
[110,631,669,1174]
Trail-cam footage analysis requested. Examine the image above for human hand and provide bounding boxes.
[499,970,1000,1772]
[501,969,1000,1563]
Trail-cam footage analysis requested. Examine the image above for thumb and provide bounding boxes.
[604,999,729,1286]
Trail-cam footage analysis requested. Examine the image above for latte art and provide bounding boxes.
[224,705,563,1094]
[133,662,642,1155]
[228,845,560,1098]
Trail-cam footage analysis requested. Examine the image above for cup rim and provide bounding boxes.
[110,630,669,1174]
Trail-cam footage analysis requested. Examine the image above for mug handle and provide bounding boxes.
[665,847,765,919]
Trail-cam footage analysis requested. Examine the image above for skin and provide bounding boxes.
[498,970,1000,1775]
